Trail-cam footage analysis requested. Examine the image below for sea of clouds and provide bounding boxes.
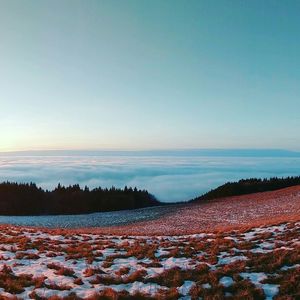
[0,153,300,202]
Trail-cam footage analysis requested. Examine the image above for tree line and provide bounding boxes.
[1,176,299,215]
[191,176,300,202]
[0,182,161,215]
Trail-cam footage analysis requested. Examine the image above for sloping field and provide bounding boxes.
[84,185,300,236]
[0,222,299,299]
[0,185,299,235]
[0,186,299,299]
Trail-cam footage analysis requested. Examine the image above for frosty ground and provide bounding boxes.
[0,186,299,299]
[0,221,299,299]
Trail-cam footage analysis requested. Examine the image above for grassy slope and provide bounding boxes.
[64,184,300,235]
[190,176,300,203]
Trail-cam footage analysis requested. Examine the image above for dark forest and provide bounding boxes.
[0,182,160,215]
[0,176,300,215]
[192,176,300,202]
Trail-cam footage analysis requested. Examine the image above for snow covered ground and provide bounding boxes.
[0,205,173,228]
[0,221,299,299]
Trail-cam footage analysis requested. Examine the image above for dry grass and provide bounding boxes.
[0,222,299,298]
[0,186,299,298]
[0,265,44,294]
[72,185,300,236]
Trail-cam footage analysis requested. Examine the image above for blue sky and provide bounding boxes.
[0,0,299,151]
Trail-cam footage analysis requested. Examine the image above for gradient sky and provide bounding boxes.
[0,0,299,151]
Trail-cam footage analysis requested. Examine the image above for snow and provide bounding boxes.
[0,220,298,298]
[178,281,195,296]
[108,281,164,294]
[250,248,273,253]
[240,272,267,284]
[262,284,279,300]
[258,241,274,249]
[240,273,279,299]
[155,249,169,257]
[162,257,192,269]
[280,264,300,271]
[219,276,234,287]
[218,255,248,265]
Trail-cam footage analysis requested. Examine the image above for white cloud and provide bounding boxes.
[0,155,299,202]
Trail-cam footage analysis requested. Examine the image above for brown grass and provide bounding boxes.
[0,265,45,294]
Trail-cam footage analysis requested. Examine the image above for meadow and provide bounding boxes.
[0,186,299,299]
[0,221,299,299]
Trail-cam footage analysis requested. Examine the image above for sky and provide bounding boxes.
[0,0,300,151]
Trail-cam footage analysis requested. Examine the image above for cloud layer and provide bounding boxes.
[0,155,300,202]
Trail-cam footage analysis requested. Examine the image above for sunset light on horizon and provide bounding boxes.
[1,0,299,152]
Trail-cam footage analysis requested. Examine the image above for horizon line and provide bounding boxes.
[0,148,300,157]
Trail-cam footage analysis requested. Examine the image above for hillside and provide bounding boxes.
[0,209,299,298]
[0,185,299,298]
[0,177,300,217]
[83,185,300,235]
[191,176,300,202]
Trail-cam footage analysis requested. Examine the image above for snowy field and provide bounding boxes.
[0,205,174,228]
[0,222,299,299]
